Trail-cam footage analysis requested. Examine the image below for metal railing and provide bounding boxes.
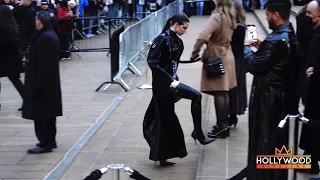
[100,1,180,91]
[59,17,139,53]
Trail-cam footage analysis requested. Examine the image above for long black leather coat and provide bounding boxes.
[299,25,320,158]
[244,22,300,180]
[143,29,188,161]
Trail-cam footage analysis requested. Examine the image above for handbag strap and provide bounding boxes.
[207,12,229,47]
[219,12,223,35]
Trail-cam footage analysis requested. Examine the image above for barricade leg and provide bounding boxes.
[128,62,142,76]
[109,164,124,180]
[137,41,152,89]
[288,117,298,180]
[95,79,130,92]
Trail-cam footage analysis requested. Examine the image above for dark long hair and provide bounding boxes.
[0,5,19,40]
[0,0,13,5]
[161,13,189,34]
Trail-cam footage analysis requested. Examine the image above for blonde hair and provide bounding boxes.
[214,0,237,29]
[233,0,246,25]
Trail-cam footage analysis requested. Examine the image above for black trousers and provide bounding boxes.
[59,34,71,58]
[34,118,57,147]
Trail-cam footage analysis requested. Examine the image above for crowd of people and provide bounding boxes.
[0,0,185,61]
[1,0,320,179]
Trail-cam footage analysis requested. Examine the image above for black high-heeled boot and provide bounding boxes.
[228,115,238,127]
[191,131,215,145]
[190,97,215,145]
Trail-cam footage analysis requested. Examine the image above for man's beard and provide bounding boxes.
[268,19,276,30]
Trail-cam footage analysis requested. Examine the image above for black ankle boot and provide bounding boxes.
[228,115,238,127]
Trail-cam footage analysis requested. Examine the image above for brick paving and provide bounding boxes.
[0,49,143,179]
[0,11,318,180]
[58,15,254,180]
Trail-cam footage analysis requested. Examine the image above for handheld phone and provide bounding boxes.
[247,24,257,43]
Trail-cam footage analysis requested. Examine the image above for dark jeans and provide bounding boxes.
[34,118,57,147]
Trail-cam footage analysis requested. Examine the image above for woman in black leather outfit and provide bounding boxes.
[143,13,214,166]
[0,5,25,111]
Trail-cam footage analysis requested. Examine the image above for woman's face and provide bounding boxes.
[4,0,10,4]
[68,2,75,8]
[173,22,189,36]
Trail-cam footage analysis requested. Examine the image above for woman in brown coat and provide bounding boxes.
[191,0,237,138]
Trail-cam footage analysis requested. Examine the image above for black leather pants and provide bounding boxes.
[174,83,202,131]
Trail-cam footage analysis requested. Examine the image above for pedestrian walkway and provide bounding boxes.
[0,51,143,179]
[58,15,254,180]
[60,12,320,180]
[0,10,318,180]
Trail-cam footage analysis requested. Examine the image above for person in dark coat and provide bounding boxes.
[228,0,247,127]
[296,4,314,106]
[39,0,58,29]
[298,0,320,174]
[143,13,214,166]
[0,5,25,111]
[300,113,320,176]
[236,1,300,179]
[23,10,62,154]
[14,0,36,52]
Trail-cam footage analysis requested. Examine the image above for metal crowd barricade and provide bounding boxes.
[60,17,139,53]
[99,1,180,91]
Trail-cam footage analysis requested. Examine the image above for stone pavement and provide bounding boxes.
[0,10,318,180]
[58,15,257,180]
[0,49,143,179]
[60,12,320,180]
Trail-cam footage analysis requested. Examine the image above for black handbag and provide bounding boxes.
[202,12,226,78]
[203,58,225,77]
